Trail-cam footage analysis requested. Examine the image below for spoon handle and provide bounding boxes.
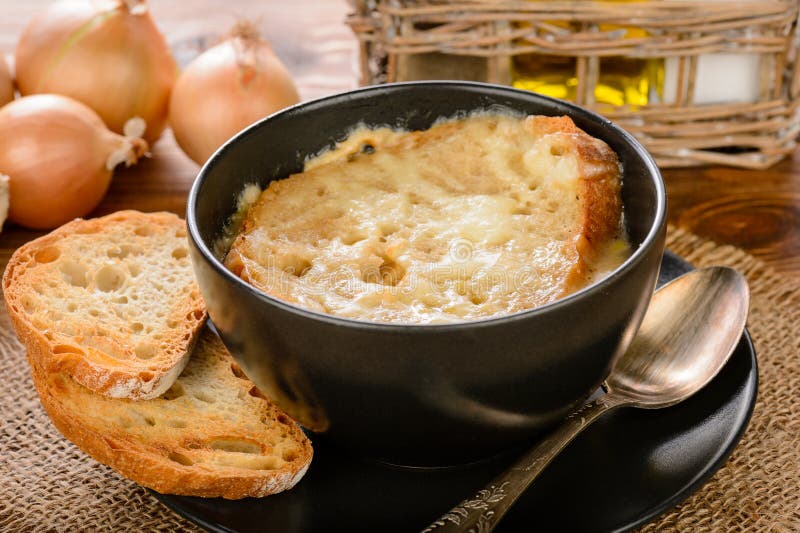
[421,394,625,533]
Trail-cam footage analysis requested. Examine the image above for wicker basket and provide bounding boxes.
[347,0,800,168]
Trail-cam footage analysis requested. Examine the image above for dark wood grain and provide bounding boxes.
[664,153,800,274]
[1,0,798,280]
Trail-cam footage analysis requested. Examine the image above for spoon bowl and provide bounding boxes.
[426,266,750,533]
[607,266,750,409]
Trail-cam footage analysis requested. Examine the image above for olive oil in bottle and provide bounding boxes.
[511,1,663,107]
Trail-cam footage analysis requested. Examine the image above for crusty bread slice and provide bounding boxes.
[522,115,624,290]
[226,114,622,323]
[3,210,206,399]
[28,326,313,499]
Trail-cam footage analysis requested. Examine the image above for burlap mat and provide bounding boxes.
[1,227,798,532]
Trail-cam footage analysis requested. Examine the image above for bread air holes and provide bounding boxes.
[185,309,205,322]
[52,344,86,356]
[172,247,188,260]
[208,438,261,454]
[162,383,185,400]
[469,292,488,305]
[126,409,156,426]
[134,226,152,237]
[361,257,405,287]
[134,342,157,360]
[212,455,280,470]
[378,221,400,237]
[282,449,298,462]
[192,390,216,404]
[34,246,60,264]
[281,255,312,277]
[168,452,193,466]
[95,265,126,292]
[21,296,37,313]
[59,260,89,288]
[107,244,143,259]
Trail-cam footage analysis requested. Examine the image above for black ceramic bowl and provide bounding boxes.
[187,81,666,466]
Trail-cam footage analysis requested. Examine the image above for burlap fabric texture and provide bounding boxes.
[1,227,798,532]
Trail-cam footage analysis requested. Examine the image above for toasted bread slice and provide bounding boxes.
[3,210,206,399]
[225,114,623,323]
[28,326,313,499]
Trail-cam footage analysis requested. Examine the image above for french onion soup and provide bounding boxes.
[223,113,629,324]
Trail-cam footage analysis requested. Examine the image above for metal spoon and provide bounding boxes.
[423,266,750,533]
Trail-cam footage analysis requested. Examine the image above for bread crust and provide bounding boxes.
[27,327,313,499]
[3,210,207,399]
[523,116,623,289]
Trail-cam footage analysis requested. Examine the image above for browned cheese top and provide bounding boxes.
[226,114,627,324]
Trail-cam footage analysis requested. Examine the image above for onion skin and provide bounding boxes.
[0,55,12,107]
[169,31,300,165]
[0,95,148,230]
[14,0,176,144]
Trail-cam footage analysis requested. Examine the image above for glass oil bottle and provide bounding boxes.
[511,0,664,108]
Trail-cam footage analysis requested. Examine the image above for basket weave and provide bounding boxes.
[347,0,800,168]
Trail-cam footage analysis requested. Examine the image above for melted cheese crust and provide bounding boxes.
[226,114,626,324]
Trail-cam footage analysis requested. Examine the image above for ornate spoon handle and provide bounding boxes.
[421,394,625,533]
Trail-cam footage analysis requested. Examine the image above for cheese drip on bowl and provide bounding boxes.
[225,113,628,324]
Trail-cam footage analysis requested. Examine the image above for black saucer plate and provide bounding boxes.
[154,251,758,532]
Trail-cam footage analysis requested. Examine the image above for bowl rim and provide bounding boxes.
[187,80,667,331]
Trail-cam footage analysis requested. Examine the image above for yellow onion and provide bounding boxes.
[169,22,300,165]
[15,0,176,144]
[0,55,13,107]
[0,94,148,229]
